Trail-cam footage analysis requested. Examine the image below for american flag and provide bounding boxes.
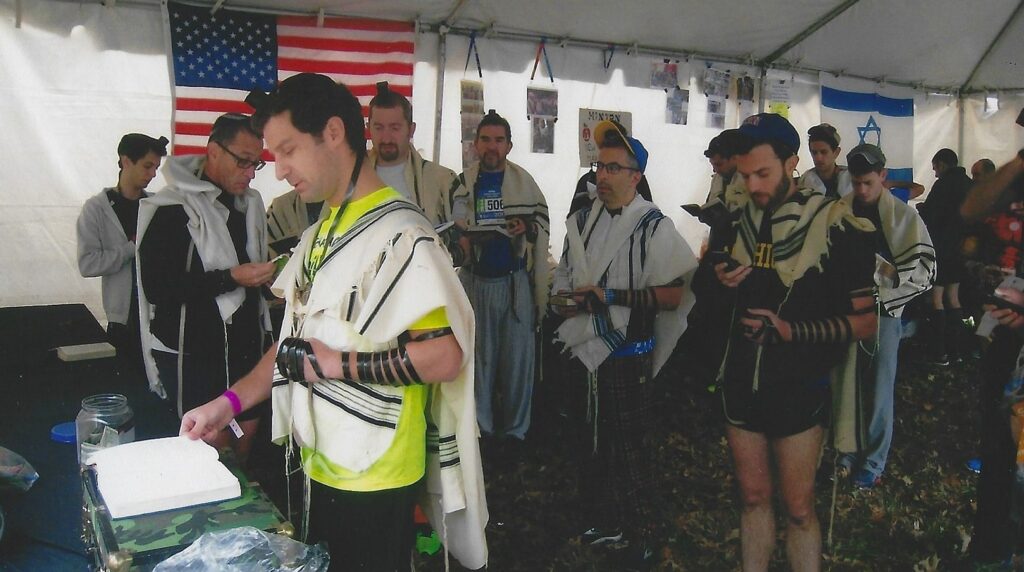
[167,2,415,157]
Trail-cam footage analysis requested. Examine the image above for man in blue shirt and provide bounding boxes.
[451,111,549,446]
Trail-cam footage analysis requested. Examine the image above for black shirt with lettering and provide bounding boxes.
[721,201,876,389]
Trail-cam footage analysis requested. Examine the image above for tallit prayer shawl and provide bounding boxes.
[554,196,697,375]
[271,199,488,569]
[452,160,550,313]
[369,146,456,226]
[732,187,873,287]
[136,155,270,398]
[799,165,853,198]
[266,189,315,257]
[705,172,749,212]
[727,187,873,393]
[832,189,935,455]
[840,189,935,317]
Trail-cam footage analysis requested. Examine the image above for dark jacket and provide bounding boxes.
[919,166,973,257]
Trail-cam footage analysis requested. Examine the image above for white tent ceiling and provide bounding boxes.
[89,0,1024,92]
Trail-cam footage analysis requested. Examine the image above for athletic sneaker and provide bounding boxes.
[966,458,982,474]
[579,526,622,546]
[852,468,881,489]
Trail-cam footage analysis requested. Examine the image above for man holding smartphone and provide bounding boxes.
[713,114,877,571]
[551,120,694,568]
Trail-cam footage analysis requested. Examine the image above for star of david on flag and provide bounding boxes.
[819,74,915,187]
[165,2,415,158]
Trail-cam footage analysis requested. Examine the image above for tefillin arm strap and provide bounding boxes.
[276,328,454,387]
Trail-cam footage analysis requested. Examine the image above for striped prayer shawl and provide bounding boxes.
[554,196,696,375]
[732,186,873,287]
[839,189,935,317]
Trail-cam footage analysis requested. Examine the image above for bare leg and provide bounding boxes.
[773,425,824,572]
[946,283,961,310]
[930,285,948,359]
[727,425,774,572]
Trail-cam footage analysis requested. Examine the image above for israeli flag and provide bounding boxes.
[820,74,915,187]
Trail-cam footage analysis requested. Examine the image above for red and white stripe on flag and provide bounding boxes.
[171,12,414,158]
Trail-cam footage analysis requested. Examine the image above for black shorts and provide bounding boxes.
[935,253,966,286]
[308,479,420,571]
[721,376,830,438]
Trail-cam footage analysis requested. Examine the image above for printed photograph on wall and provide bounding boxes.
[707,97,726,129]
[667,88,689,125]
[526,87,558,118]
[531,117,555,153]
[461,80,485,168]
[736,76,755,102]
[527,87,558,154]
[651,61,678,89]
[702,67,730,99]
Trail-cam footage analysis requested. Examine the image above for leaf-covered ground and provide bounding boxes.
[415,334,1005,571]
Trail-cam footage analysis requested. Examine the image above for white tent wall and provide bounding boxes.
[963,93,1024,166]
[0,0,1019,325]
[428,33,763,254]
[914,92,961,189]
[0,1,172,322]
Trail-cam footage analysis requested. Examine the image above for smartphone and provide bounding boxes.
[986,293,1024,315]
[706,250,740,271]
[681,203,703,218]
[272,253,290,275]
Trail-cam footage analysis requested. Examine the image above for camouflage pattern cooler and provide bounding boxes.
[81,466,293,571]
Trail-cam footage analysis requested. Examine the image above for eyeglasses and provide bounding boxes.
[591,161,639,175]
[214,140,267,171]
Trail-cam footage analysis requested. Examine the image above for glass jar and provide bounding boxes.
[76,393,135,464]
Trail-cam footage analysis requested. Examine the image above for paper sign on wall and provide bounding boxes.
[579,108,632,168]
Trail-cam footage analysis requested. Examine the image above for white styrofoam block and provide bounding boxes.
[57,342,116,362]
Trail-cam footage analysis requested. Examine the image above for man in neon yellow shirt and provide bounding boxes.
[180,73,487,571]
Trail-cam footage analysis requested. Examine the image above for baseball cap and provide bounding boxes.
[738,113,800,157]
[808,123,841,147]
[594,120,649,173]
[847,143,886,167]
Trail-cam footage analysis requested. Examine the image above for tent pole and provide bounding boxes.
[960,0,1024,92]
[957,93,966,163]
[760,0,861,67]
[432,30,448,164]
[757,67,767,113]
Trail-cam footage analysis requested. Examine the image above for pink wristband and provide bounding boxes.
[223,389,242,416]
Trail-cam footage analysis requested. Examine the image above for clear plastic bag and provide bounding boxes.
[153,526,329,572]
[0,446,39,493]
